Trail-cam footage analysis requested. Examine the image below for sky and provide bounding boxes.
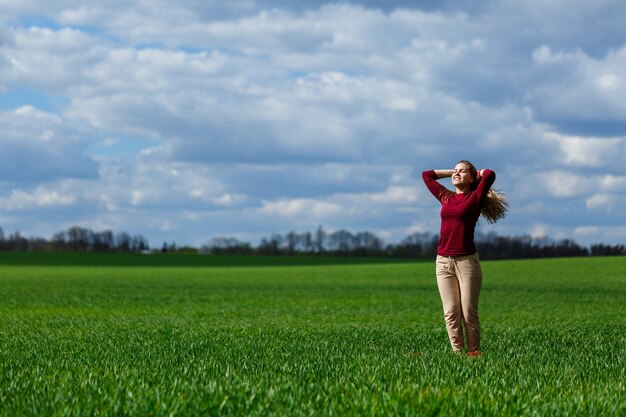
[0,0,625,248]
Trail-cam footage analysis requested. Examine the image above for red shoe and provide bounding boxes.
[467,350,482,357]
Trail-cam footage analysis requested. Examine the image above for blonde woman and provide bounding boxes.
[422,161,507,356]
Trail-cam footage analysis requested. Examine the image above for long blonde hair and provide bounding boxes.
[440,160,508,224]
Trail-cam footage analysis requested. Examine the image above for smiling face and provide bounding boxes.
[452,162,474,192]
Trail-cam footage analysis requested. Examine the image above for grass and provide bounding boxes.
[0,254,624,416]
[0,251,407,267]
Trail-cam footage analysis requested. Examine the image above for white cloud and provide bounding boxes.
[260,198,344,219]
[528,44,626,132]
[540,170,597,198]
[0,106,98,182]
[0,187,76,210]
[597,73,619,90]
[574,226,626,244]
[92,157,234,210]
[585,190,626,213]
[211,193,248,207]
[343,185,423,206]
[585,193,613,210]
[574,226,599,236]
[385,98,417,112]
[4,27,102,90]
[530,224,548,239]
[600,175,626,191]
[255,181,426,231]
[580,177,626,222]
[545,132,625,167]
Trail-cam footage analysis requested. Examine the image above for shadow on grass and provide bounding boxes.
[0,252,425,268]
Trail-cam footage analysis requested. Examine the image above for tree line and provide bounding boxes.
[201,227,626,259]
[0,226,149,253]
[0,225,623,259]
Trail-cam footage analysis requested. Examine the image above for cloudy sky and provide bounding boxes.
[1,0,625,248]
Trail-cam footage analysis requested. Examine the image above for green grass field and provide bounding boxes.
[0,254,624,416]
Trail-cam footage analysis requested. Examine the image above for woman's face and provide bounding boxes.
[452,162,474,190]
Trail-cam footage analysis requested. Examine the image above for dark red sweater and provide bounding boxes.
[422,169,496,256]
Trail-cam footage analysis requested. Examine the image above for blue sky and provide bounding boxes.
[1,0,625,247]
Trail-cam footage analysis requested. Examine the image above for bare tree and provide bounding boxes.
[314,225,326,254]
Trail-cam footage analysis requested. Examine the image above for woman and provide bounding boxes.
[422,161,507,356]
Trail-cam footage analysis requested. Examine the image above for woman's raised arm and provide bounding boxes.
[433,169,455,178]
[422,169,452,202]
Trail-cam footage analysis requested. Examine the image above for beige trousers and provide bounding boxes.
[435,253,483,353]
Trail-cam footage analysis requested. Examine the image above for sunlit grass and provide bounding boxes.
[0,256,624,416]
